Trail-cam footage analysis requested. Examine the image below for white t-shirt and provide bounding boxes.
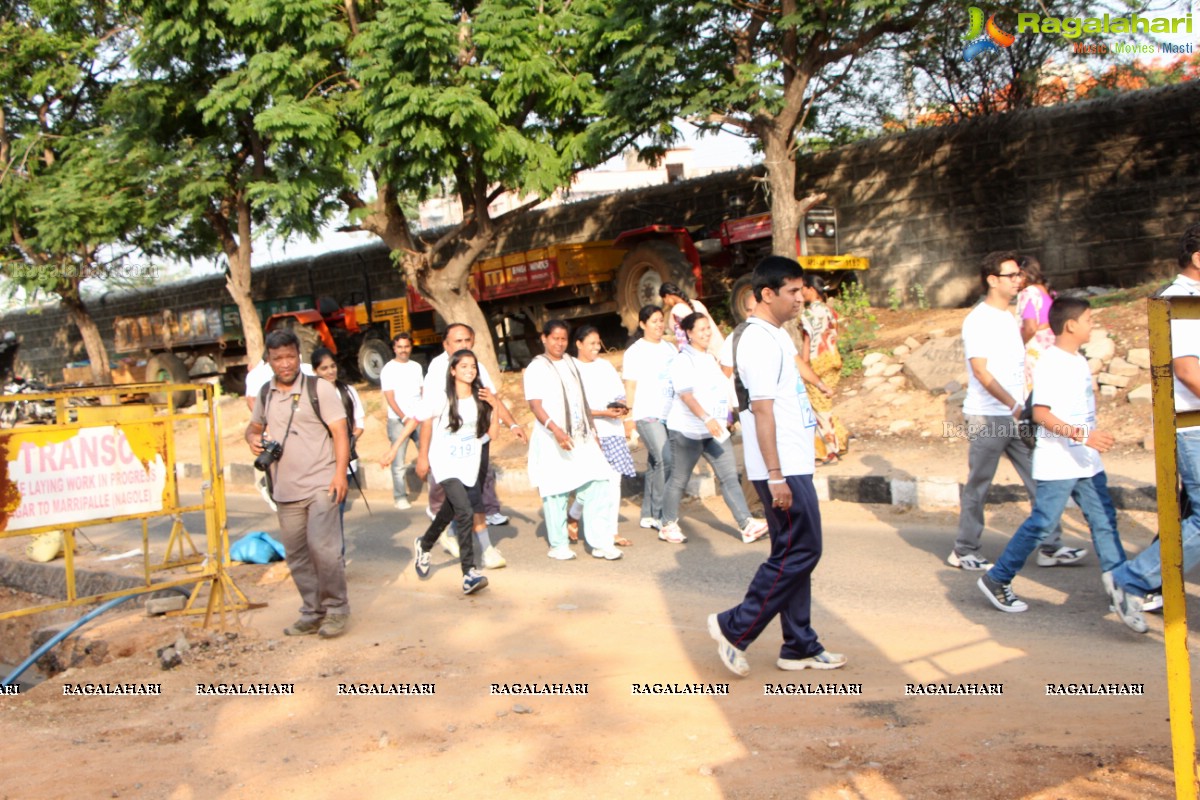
[1031,346,1103,480]
[380,359,424,421]
[245,360,315,401]
[667,345,732,439]
[622,338,676,421]
[418,392,486,486]
[735,318,817,480]
[962,301,1026,416]
[1163,275,1200,431]
[423,351,496,398]
[576,358,625,438]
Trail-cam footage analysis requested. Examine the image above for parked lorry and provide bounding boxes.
[406,205,868,353]
[109,204,867,399]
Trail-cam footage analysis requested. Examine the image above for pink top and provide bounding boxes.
[1017,286,1052,326]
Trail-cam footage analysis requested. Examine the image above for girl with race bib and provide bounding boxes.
[383,349,494,595]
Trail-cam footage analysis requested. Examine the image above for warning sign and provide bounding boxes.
[5,425,168,531]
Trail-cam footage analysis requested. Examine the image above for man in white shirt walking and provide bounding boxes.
[708,256,846,677]
[949,252,1083,571]
[380,332,424,510]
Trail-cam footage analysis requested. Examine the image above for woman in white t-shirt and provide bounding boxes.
[622,305,676,529]
[384,349,494,595]
[525,320,623,562]
[565,325,636,547]
[658,313,768,545]
[312,348,365,533]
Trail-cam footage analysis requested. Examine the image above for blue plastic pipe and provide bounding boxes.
[2,594,142,688]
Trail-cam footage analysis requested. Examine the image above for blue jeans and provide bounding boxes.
[636,419,671,522]
[955,414,1063,555]
[386,418,419,503]
[1111,429,1200,595]
[988,471,1127,585]
[662,429,752,528]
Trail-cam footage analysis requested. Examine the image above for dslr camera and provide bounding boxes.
[254,437,284,472]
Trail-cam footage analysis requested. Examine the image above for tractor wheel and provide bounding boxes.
[729,274,756,325]
[357,338,392,385]
[615,240,695,333]
[145,352,195,409]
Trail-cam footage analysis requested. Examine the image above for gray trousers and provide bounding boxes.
[954,414,1062,555]
[276,490,349,620]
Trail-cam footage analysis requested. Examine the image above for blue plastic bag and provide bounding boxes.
[230,531,286,564]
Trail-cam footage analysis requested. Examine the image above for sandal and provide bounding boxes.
[567,518,580,543]
[614,534,632,547]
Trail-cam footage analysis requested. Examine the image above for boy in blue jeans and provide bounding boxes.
[978,297,1129,613]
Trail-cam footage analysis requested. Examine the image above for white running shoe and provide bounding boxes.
[1036,546,1087,567]
[485,512,510,526]
[707,613,749,677]
[740,518,769,543]
[658,522,686,544]
[481,546,507,569]
[591,547,623,561]
[394,497,412,511]
[439,530,460,558]
[639,517,661,530]
[547,546,577,561]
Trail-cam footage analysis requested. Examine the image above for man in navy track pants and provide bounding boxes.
[708,256,846,676]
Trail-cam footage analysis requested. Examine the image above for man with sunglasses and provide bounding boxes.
[948,252,1084,571]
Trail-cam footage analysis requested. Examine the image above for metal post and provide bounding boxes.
[1148,297,1199,799]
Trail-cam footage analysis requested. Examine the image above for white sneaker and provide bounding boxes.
[707,613,749,677]
[658,522,686,544]
[777,651,847,671]
[547,545,577,561]
[485,512,510,526]
[639,517,661,530]
[394,497,412,511]
[591,547,623,561]
[947,550,991,571]
[1036,546,1087,567]
[739,518,769,543]
[439,530,460,558]
[1143,593,1164,613]
[481,546,507,569]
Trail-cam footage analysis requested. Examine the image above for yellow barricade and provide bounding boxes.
[0,382,251,627]
[1148,295,1200,800]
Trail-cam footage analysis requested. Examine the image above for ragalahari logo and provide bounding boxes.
[963,6,1016,61]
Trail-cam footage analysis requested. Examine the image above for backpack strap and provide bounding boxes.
[305,374,331,439]
[731,320,784,414]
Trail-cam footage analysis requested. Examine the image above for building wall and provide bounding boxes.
[801,81,1200,307]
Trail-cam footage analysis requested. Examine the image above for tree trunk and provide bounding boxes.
[401,250,502,383]
[761,125,802,257]
[362,185,503,381]
[226,251,264,365]
[761,124,827,260]
[62,294,111,385]
[222,197,264,364]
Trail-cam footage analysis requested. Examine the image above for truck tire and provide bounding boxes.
[275,318,323,364]
[729,274,756,325]
[616,240,696,333]
[145,352,195,409]
[357,338,392,385]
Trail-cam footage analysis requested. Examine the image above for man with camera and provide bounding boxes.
[246,330,351,639]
